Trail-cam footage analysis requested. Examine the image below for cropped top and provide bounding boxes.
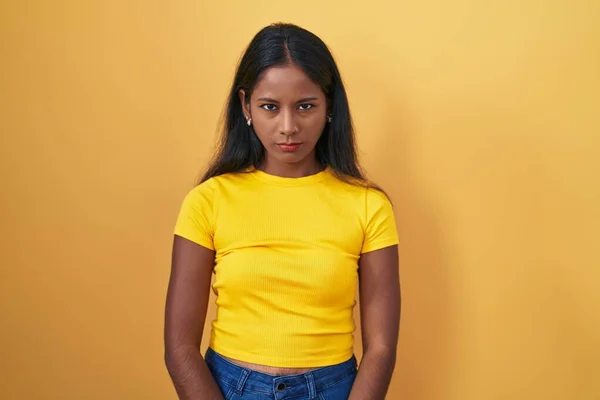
[173,168,398,367]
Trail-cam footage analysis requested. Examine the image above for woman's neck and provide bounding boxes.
[259,156,324,178]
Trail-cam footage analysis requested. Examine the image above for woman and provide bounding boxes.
[165,23,400,400]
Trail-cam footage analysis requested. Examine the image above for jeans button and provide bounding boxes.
[277,383,286,392]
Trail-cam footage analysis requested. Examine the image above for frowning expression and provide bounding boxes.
[240,63,328,166]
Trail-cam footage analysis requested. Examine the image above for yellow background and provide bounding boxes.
[1,0,599,399]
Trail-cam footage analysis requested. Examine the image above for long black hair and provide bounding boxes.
[200,23,374,188]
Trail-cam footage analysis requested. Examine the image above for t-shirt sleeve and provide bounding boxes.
[173,181,215,250]
[361,188,399,254]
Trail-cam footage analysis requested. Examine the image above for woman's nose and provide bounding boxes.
[279,110,297,135]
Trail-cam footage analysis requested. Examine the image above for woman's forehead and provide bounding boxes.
[253,64,323,100]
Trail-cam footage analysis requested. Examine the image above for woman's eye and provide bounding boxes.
[298,104,313,111]
[261,104,277,111]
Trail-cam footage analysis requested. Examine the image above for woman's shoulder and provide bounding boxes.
[327,172,389,200]
[189,171,254,194]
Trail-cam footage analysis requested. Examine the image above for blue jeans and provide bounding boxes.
[205,348,357,400]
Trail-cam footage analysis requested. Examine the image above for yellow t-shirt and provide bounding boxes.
[173,168,398,368]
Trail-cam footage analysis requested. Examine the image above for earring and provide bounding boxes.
[327,115,332,123]
[247,118,252,126]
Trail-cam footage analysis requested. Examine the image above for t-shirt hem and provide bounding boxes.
[361,238,399,254]
[210,345,354,368]
[173,231,214,250]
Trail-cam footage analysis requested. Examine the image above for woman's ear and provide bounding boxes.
[239,89,251,119]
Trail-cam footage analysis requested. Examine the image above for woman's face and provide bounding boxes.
[240,63,328,170]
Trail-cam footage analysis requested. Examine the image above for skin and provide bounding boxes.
[164,63,400,399]
[241,63,328,178]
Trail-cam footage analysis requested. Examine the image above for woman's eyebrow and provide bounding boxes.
[256,96,320,103]
[296,97,319,103]
[257,97,278,103]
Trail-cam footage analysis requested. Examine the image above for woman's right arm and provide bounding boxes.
[164,235,224,400]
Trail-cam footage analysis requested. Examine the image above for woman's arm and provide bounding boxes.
[164,235,224,400]
[349,245,400,400]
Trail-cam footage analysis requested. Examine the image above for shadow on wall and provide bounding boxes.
[353,80,454,399]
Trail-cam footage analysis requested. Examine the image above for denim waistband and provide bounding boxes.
[205,348,357,399]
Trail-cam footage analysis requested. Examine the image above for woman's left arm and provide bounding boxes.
[349,244,400,400]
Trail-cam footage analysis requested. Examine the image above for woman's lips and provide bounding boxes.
[277,143,302,152]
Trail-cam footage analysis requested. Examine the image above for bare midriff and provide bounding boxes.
[221,354,319,375]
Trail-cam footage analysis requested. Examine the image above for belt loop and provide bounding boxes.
[305,372,317,399]
[236,369,250,395]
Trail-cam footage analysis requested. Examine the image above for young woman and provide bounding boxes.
[165,23,400,400]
